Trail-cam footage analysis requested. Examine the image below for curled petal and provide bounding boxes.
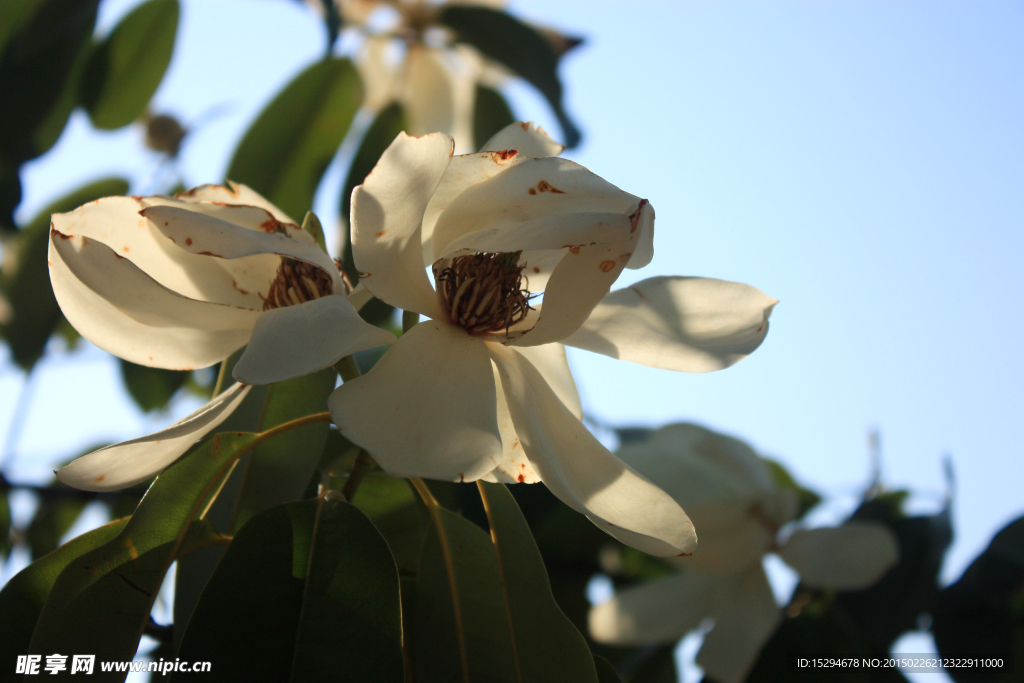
[174,181,299,226]
[697,566,781,683]
[480,121,565,158]
[487,360,541,484]
[625,198,654,269]
[489,344,696,556]
[56,383,252,492]
[589,571,717,645]
[564,277,777,372]
[141,205,342,295]
[233,295,396,385]
[329,320,500,482]
[49,230,258,369]
[778,522,900,589]
[351,132,452,318]
[438,211,632,260]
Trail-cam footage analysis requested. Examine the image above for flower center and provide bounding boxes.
[433,251,533,335]
[261,259,333,310]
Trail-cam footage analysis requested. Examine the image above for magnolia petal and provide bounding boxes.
[141,205,342,295]
[489,344,696,556]
[174,181,299,226]
[589,571,717,645]
[481,121,565,158]
[51,232,261,330]
[437,211,632,261]
[356,35,399,113]
[421,150,520,266]
[487,360,541,484]
[51,195,266,308]
[508,236,633,347]
[56,383,252,492]
[402,45,457,140]
[512,343,581,419]
[232,295,396,385]
[697,566,781,683]
[430,157,639,269]
[49,231,257,369]
[351,131,452,318]
[778,522,900,590]
[346,283,373,311]
[676,517,772,575]
[328,320,500,482]
[625,198,654,269]
[564,277,778,373]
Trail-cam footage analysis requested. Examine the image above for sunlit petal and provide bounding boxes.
[589,571,717,645]
[778,522,900,589]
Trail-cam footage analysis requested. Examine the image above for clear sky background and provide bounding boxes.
[2,0,1022,678]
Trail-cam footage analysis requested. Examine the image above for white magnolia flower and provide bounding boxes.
[234,122,777,557]
[589,424,900,683]
[48,183,394,491]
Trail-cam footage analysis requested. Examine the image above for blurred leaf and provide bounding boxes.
[437,5,581,148]
[763,457,822,521]
[621,645,677,683]
[0,0,43,56]
[119,359,189,413]
[474,84,514,150]
[594,656,623,683]
[175,496,403,682]
[227,57,362,221]
[836,494,953,652]
[0,486,10,561]
[27,432,258,667]
[230,368,337,533]
[478,480,599,682]
[0,177,129,368]
[25,493,88,559]
[414,503,517,683]
[80,0,179,130]
[0,518,127,675]
[613,427,656,448]
[0,0,98,165]
[932,516,1023,681]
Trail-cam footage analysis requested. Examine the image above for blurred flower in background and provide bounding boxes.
[589,423,900,683]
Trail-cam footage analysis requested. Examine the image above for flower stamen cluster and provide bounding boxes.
[261,259,334,310]
[433,251,533,335]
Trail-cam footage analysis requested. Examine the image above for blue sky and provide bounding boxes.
[3,1,1022,676]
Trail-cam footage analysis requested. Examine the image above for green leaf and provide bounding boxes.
[763,457,822,521]
[339,101,406,288]
[0,0,99,166]
[414,499,517,683]
[594,656,622,683]
[474,84,515,150]
[350,472,425,574]
[229,368,337,533]
[932,515,1023,677]
[27,432,258,669]
[0,486,11,561]
[0,518,127,675]
[80,0,179,130]
[25,493,89,559]
[119,359,189,413]
[0,177,129,369]
[227,57,363,221]
[437,6,581,148]
[477,480,599,683]
[174,496,403,682]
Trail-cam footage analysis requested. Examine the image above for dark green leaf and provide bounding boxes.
[763,458,822,521]
[119,359,189,413]
[594,656,623,683]
[80,0,179,130]
[174,496,403,682]
[25,493,88,559]
[0,0,98,165]
[621,645,677,683]
[0,518,126,675]
[227,57,362,221]
[478,480,599,683]
[932,516,1023,680]
[415,504,517,683]
[437,6,581,147]
[350,472,425,574]
[0,486,11,561]
[474,84,515,149]
[317,428,359,476]
[339,101,406,287]
[0,177,129,368]
[229,368,337,532]
[27,432,258,670]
